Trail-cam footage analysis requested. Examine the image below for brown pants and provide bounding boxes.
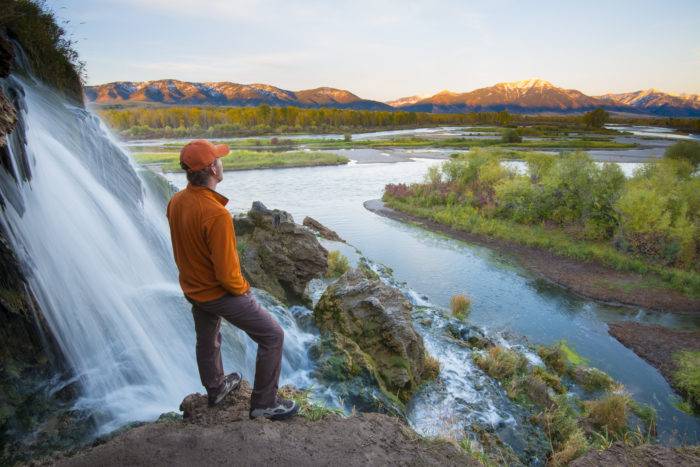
[186,291,284,409]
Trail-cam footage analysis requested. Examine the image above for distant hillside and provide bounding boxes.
[391,79,634,114]
[85,80,392,111]
[86,78,700,117]
[596,89,700,117]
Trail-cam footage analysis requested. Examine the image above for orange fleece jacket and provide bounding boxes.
[166,183,250,302]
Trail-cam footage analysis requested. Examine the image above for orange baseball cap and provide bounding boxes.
[179,139,230,172]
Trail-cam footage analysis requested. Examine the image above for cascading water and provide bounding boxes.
[0,70,317,435]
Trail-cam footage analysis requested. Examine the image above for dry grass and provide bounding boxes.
[450,294,471,320]
[474,346,527,381]
[584,393,630,436]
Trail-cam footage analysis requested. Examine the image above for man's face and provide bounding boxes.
[211,158,224,183]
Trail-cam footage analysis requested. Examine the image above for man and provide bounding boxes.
[166,139,298,420]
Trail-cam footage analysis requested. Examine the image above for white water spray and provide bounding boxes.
[0,74,315,434]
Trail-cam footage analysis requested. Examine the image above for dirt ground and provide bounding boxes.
[608,322,700,394]
[41,381,476,467]
[364,199,700,314]
[571,441,700,466]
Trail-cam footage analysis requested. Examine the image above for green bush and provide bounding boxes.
[665,140,700,169]
[495,176,541,223]
[524,152,556,182]
[615,160,698,267]
[673,350,700,413]
[325,251,350,278]
[501,128,523,143]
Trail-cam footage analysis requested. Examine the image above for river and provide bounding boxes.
[163,155,699,445]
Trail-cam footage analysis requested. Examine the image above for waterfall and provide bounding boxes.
[0,72,315,435]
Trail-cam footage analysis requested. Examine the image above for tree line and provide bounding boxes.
[97,104,699,139]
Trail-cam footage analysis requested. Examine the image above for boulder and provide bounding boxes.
[313,268,435,402]
[302,216,345,242]
[234,202,328,305]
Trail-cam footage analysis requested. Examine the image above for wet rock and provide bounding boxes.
[308,332,404,416]
[234,202,328,305]
[302,216,345,242]
[446,322,492,349]
[313,268,435,402]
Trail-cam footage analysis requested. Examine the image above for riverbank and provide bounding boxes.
[43,380,476,466]
[608,322,700,414]
[364,199,700,314]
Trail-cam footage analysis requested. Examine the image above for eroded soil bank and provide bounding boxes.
[364,199,700,315]
[42,381,475,467]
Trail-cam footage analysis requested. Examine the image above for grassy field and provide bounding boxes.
[152,136,636,151]
[133,150,349,172]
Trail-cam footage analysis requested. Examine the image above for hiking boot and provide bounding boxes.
[249,396,299,420]
[208,372,241,407]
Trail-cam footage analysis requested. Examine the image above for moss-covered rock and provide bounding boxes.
[313,268,435,402]
[234,202,328,305]
[309,333,404,415]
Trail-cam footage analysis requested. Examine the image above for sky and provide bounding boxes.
[51,0,700,101]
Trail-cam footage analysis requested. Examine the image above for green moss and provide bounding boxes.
[672,350,700,413]
[559,341,588,366]
[388,355,411,370]
[278,387,344,421]
[0,288,27,313]
[537,341,587,375]
[357,258,380,280]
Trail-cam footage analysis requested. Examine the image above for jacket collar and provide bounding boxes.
[186,182,229,206]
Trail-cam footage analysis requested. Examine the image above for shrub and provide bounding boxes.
[424,165,442,186]
[495,177,541,223]
[474,346,527,381]
[539,152,598,224]
[665,140,700,169]
[582,108,610,129]
[673,350,700,413]
[501,128,522,143]
[571,366,615,392]
[325,251,349,278]
[383,183,414,200]
[524,152,556,182]
[450,294,471,319]
[584,393,630,437]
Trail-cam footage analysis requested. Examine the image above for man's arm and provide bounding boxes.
[206,212,250,295]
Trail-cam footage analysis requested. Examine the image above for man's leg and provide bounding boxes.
[190,303,225,394]
[190,292,284,409]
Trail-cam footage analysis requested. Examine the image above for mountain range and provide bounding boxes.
[84,80,392,111]
[85,79,700,117]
